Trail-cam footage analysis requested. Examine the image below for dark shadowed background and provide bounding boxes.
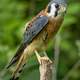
[0,0,80,80]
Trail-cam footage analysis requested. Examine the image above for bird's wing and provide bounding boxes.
[7,15,48,68]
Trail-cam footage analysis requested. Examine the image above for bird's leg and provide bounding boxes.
[35,50,41,64]
[35,50,52,64]
[43,51,52,63]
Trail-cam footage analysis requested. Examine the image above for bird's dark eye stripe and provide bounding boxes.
[47,5,51,13]
[55,4,59,8]
[55,11,58,17]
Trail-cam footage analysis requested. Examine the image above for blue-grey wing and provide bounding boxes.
[7,16,48,68]
[23,16,48,44]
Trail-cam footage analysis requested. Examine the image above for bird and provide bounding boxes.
[7,0,67,80]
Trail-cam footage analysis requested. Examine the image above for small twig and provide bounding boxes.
[53,34,61,80]
[35,51,53,80]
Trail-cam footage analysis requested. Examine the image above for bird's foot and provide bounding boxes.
[35,50,52,64]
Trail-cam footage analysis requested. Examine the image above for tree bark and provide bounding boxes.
[39,57,53,80]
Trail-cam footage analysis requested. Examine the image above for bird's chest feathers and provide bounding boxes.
[35,16,63,42]
[45,17,63,39]
[30,17,63,51]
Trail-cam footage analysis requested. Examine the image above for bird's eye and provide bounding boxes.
[55,4,59,9]
[47,5,51,13]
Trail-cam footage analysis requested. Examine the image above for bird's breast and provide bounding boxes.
[45,16,64,42]
[27,16,64,52]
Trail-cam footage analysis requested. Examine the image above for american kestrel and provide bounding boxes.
[7,0,67,79]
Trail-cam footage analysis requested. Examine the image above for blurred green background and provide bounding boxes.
[0,0,80,80]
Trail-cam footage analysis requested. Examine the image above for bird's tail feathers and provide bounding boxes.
[7,43,27,69]
[10,53,27,80]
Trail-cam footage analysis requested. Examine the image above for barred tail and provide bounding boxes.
[10,53,27,80]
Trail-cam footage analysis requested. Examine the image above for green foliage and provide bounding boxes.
[0,0,80,80]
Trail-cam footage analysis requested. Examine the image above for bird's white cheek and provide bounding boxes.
[48,6,56,17]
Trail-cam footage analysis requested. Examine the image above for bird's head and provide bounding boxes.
[46,0,67,18]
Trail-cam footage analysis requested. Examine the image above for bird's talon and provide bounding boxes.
[43,52,52,63]
[35,50,41,64]
[35,51,52,64]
